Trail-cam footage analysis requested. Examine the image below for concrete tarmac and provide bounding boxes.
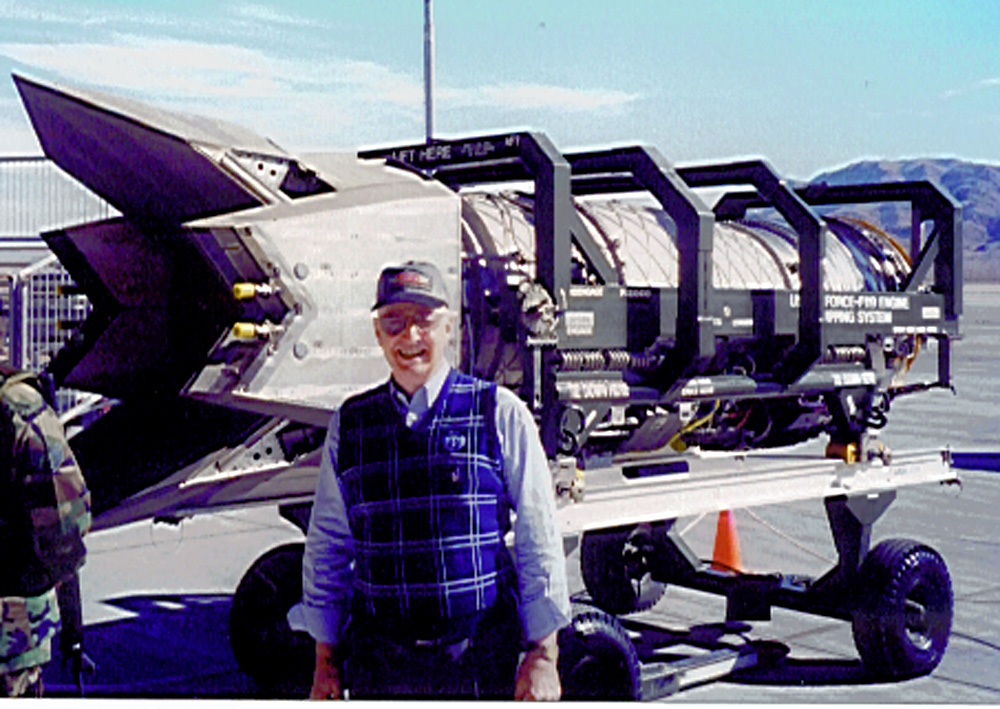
[42,285,1000,701]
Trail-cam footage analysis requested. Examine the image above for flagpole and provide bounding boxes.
[424,0,435,142]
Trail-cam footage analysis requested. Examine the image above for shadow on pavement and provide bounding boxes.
[728,657,871,686]
[43,593,270,699]
[41,592,902,698]
[622,617,884,689]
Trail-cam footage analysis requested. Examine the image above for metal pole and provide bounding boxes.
[424,0,435,142]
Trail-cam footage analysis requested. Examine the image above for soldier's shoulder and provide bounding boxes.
[0,376,47,413]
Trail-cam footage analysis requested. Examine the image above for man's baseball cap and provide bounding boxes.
[372,261,450,311]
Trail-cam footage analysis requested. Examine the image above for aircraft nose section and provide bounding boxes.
[12,72,459,423]
[13,73,265,224]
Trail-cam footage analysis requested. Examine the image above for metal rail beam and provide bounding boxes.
[557,448,955,535]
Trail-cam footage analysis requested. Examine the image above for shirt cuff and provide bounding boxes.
[520,595,571,645]
[286,601,346,645]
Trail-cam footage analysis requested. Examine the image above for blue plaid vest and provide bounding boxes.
[338,370,511,639]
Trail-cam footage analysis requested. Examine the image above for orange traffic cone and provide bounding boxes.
[711,509,743,573]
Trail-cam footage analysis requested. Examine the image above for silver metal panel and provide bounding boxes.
[186,183,462,423]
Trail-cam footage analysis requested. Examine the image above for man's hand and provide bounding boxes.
[310,641,342,700]
[513,632,561,701]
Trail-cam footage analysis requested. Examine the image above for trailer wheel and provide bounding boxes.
[581,524,667,614]
[229,542,314,695]
[851,538,953,680]
[558,605,642,700]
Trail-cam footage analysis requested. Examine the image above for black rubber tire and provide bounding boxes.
[581,524,667,615]
[851,538,953,680]
[229,542,314,695]
[558,604,642,700]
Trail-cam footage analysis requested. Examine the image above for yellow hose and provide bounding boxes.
[668,400,721,452]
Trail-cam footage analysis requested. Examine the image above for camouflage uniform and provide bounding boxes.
[0,373,90,697]
[0,589,59,696]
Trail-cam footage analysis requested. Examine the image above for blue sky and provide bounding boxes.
[1,0,998,179]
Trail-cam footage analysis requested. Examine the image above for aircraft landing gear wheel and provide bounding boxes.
[581,523,667,615]
[558,604,642,700]
[229,542,314,696]
[851,538,953,680]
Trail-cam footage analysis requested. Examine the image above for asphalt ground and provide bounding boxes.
[40,284,1000,701]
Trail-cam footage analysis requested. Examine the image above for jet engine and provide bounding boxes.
[12,75,961,524]
[456,189,926,457]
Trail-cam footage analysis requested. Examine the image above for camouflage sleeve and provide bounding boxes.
[39,405,91,539]
[6,381,91,540]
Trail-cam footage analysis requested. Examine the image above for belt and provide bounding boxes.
[359,608,484,649]
[411,636,471,660]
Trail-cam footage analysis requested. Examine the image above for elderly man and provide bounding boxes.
[288,261,570,699]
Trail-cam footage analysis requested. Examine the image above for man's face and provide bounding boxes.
[374,302,452,395]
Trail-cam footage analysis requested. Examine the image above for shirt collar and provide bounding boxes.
[388,362,452,417]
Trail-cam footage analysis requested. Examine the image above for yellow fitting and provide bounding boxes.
[233,283,258,300]
[571,468,586,502]
[232,322,268,339]
[233,282,275,300]
[826,441,859,464]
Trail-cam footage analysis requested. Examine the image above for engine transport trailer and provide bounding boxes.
[13,74,961,699]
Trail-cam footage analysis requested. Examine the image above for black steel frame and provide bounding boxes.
[361,133,961,457]
[640,489,900,623]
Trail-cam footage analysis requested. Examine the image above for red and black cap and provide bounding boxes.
[372,260,449,310]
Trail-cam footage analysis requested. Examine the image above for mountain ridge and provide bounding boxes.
[808,158,1000,282]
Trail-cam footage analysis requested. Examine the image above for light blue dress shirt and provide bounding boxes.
[287,363,571,645]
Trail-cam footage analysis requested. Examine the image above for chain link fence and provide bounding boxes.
[1,156,116,417]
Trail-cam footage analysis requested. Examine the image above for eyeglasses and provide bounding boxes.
[377,309,446,336]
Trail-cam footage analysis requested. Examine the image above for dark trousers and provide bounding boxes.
[343,586,523,699]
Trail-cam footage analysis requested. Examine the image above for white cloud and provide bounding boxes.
[329,60,424,107]
[3,35,639,115]
[1,33,641,153]
[0,1,83,24]
[229,3,317,27]
[0,35,428,150]
[1,38,286,99]
[941,77,1000,100]
[0,1,186,31]
[475,83,639,112]
[0,36,427,107]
